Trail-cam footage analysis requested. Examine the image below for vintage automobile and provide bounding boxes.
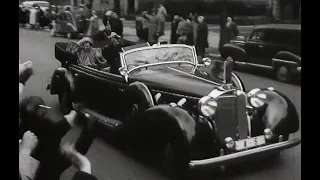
[47,42,300,178]
[225,24,301,83]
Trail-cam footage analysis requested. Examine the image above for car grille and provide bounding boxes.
[213,94,248,142]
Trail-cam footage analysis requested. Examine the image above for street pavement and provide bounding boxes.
[19,27,300,180]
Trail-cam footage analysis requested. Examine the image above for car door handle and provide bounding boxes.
[258,45,263,48]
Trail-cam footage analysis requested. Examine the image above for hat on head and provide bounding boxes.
[78,37,93,46]
[105,11,113,16]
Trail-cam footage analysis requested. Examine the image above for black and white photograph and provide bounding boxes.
[19,0,301,180]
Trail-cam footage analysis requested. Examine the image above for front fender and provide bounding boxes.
[50,67,74,95]
[141,105,219,160]
[248,88,299,135]
[220,43,247,62]
[272,51,301,68]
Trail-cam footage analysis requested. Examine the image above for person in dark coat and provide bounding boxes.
[170,15,180,44]
[176,16,193,45]
[136,11,149,42]
[109,13,123,37]
[196,16,209,59]
[19,6,28,25]
[225,17,239,43]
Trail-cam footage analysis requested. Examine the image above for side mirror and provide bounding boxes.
[202,58,212,67]
[118,67,128,82]
[118,67,127,76]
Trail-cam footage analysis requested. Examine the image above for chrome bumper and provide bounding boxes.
[188,138,301,170]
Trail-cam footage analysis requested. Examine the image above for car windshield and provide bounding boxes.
[123,45,196,72]
[35,3,49,7]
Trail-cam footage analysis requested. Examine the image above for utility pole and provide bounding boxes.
[219,0,227,51]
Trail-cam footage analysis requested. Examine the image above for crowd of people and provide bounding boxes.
[136,4,239,59]
[19,60,98,180]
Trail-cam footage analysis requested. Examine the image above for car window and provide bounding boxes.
[250,29,273,43]
[273,30,301,47]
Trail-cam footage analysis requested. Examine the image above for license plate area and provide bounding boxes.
[235,135,266,151]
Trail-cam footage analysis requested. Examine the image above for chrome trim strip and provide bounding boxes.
[188,138,301,170]
[272,58,298,65]
[234,61,272,69]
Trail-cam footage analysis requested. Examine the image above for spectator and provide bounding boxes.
[225,16,239,43]
[176,16,193,45]
[136,11,149,42]
[157,4,167,38]
[19,131,39,180]
[190,13,199,47]
[19,96,96,180]
[196,16,209,59]
[143,9,161,45]
[109,12,123,37]
[19,60,33,102]
[170,15,180,44]
[87,11,99,37]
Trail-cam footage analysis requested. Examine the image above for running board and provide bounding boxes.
[81,108,124,131]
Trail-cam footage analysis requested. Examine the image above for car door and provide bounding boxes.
[69,64,128,118]
[245,29,274,66]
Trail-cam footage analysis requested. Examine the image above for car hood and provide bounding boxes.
[129,67,219,97]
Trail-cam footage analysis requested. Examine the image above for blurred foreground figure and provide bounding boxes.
[19,131,39,180]
[61,143,98,180]
[19,97,96,180]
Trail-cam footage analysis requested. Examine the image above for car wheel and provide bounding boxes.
[160,140,189,179]
[59,91,72,115]
[51,29,56,37]
[276,66,292,83]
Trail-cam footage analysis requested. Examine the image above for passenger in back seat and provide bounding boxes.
[66,37,109,70]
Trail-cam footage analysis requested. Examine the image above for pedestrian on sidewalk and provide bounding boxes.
[170,15,180,44]
[136,11,149,42]
[196,16,209,60]
[176,16,193,45]
[143,9,161,45]
[157,4,167,37]
[225,16,239,43]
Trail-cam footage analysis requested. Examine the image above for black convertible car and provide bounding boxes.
[47,41,300,178]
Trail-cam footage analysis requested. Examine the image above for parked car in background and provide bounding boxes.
[47,42,300,178]
[22,1,50,11]
[226,24,301,83]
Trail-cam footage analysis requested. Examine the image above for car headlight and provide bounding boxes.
[198,96,218,117]
[264,128,273,140]
[225,137,235,149]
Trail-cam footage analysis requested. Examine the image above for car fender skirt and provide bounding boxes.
[128,82,155,110]
[274,51,301,66]
[220,43,246,61]
[248,88,299,135]
[144,105,197,143]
